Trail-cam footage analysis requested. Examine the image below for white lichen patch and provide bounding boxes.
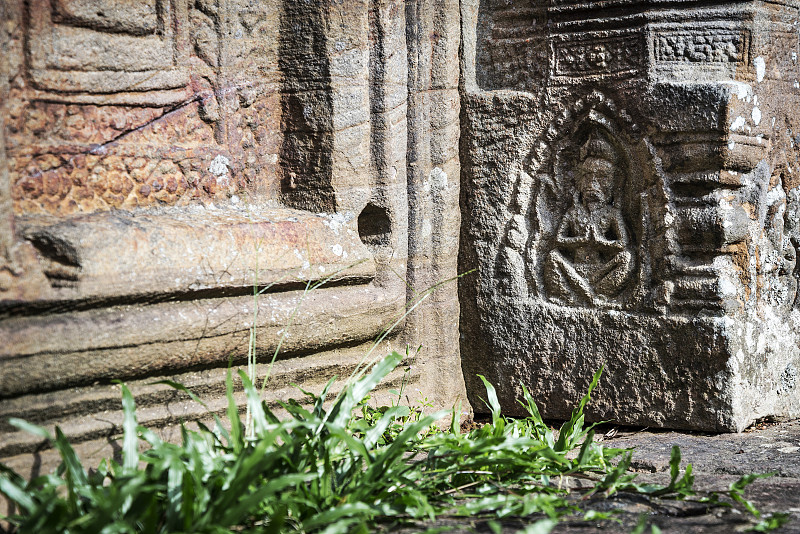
[320,211,354,236]
[430,167,449,194]
[752,107,762,126]
[719,277,738,297]
[734,82,752,101]
[755,56,766,82]
[209,155,231,180]
[331,243,345,257]
[730,116,746,131]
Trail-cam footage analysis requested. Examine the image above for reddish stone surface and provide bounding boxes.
[0,0,465,478]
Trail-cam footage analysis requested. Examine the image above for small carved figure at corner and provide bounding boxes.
[544,133,634,306]
[763,169,799,311]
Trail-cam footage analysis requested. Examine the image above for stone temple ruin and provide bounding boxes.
[2,0,800,473]
[460,0,800,432]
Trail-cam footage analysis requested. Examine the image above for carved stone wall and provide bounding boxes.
[461,0,800,431]
[0,0,465,475]
[5,0,800,483]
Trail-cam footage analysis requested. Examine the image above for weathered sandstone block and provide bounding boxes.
[0,0,465,474]
[460,0,800,431]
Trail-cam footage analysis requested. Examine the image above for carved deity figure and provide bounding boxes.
[544,134,634,305]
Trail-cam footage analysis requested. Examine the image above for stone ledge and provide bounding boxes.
[6,204,374,307]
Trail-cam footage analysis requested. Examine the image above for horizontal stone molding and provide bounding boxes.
[10,205,375,305]
[0,276,407,395]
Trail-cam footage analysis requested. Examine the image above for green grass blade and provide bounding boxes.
[53,427,88,515]
[477,375,504,434]
[450,401,462,436]
[518,519,557,534]
[302,502,375,531]
[118,383,139,473]
[8,418,52,441]
[363,406,410,449]
[554,366,603,452]
[729,473,774,518]
[669,445,681,485]
[218,474,312,527]
[0,474,36,513]
[573,429,596,468]
[327,351,403,430]
[226,368,244,452]
[239,369,269,435]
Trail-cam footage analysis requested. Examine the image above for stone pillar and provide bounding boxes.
[0,1,49,301]
[406,0,467,413]
[460,0,800,431]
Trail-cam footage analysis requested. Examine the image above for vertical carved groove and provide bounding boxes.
[278,0,336,212]
[369,0,386,180]
[0,0,13,268]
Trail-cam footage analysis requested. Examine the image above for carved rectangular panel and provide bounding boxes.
[474,2,547,91]
[27,0,189,99]
[649,23,751,81]
[551,31,643,81]
[653,28,750,63]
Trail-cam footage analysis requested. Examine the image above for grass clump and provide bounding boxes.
[0,352,786,533]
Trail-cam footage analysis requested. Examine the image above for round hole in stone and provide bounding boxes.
[358,202,391,250]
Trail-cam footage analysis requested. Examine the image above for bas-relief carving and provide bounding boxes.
[543,132,635,306]
[479,2,800,316]
[463,0,800,430]
[552,33,641,79]
[475,1,756,90]
[497,94,653,311]
[9,0,287,217]
[653,29,750,64]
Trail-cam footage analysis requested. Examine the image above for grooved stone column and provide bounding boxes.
[460,0,800,431]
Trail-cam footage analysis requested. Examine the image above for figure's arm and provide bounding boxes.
[596,212,628,251]
[555,210,589,248]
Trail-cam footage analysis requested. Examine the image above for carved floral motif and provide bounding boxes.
[654,30,750,64]
[553,34,641,77]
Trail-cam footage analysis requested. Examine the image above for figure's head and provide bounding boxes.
[576,134,618,206]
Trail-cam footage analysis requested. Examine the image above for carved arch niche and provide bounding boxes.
[497,92,659,310]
